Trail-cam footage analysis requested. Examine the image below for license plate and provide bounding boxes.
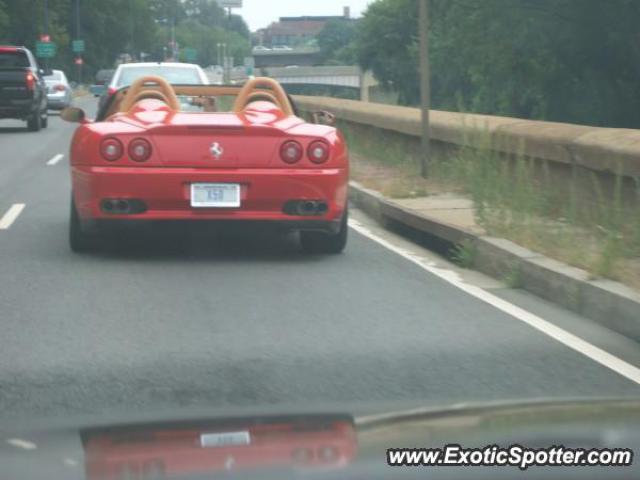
[191,183,240,208]
[200,431,250,448]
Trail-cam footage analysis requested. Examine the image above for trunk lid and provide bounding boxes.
[146,113,290,168]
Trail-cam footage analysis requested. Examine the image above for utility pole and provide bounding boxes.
[76,0,82,84]
[44,0,49,36]
[129,0,135,59]
[226,8,232,82]
[418,0,431,178]
[43,0,49,71]
[222,43,228,83]
[171,17,177,59]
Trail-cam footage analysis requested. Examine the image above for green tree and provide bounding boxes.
[4,0,70,47]
[429,0,640,126]
[74,0,156,73]
[227,14,249,39]
[182,0,248,37]
[317,19,358,65]
[173,19,248,66]
[2,0,72,72]
[169,0,250,65]
[355,0,640,127]
[0,0,9,41]
[150,0,186,24]
[1,0,160,78]
[355,0,419,105]
[0,0,250,80]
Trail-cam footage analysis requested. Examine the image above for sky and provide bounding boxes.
[232,0,374,31]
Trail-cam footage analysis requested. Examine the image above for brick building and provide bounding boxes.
[256,7,352,48]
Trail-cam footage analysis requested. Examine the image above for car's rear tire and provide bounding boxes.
[41,109,48,129]
[69,196,96,253]
[27,110,41,131]
[300,209,348,254]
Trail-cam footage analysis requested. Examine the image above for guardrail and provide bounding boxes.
[293,96,640,178]
[292,95,640,207]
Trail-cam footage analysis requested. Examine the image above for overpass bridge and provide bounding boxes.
[252,47,321,68]
[208,66,379,101]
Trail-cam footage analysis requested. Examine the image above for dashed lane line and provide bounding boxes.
[0,204,26,230]
[46,154,64,166]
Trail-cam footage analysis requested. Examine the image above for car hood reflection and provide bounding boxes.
[81,414,357,479]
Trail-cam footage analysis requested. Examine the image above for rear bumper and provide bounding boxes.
[46,95,70,109]
[0,99,37,118]
[72,166,349,226]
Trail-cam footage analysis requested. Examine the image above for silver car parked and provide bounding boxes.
[44,69,72,110]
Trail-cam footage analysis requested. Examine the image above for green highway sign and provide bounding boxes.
[35,41,57,58]
[72,39,85,53]
[183,47,197,62]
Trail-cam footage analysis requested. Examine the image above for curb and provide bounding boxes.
[349,181,640,342]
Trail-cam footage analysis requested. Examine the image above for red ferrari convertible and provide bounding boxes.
[62,76,349,253]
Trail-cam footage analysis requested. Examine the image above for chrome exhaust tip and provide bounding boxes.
[102,200,114,212]
[298,201,317,216]
[101,198,146,215]
[316,202,328,215]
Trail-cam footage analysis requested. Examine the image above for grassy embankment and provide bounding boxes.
[343,122,640,290]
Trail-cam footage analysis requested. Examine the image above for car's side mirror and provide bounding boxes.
[39,68,52,77]
[312,110,336,126]
[61,107,90,124]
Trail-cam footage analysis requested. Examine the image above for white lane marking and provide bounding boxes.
[357,400,510,426]
[46,153,64,166]
[0,204,25,230]
[348,219,640,386]
[6,438,37,450]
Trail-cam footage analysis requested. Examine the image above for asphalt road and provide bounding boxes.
[0,97,639,427]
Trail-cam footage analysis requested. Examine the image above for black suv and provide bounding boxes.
[0,46,49,131]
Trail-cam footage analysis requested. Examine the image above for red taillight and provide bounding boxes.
[280,140,303,164]
[128,138,152,162]
[25,71,35,92]
[0,47,19,53]
[54,84,66,92]
[307,140,330,164]
[100,138,124,162]
[107,87,117,96]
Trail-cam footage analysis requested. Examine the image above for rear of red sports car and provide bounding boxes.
[68,88,349,254]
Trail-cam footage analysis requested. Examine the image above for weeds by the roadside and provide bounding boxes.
[340,120,640,289]
[450,239,477,269]
[503,265,523,289]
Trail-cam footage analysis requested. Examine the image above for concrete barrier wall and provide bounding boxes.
[292,95,640,179]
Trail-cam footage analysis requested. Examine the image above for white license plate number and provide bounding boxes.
[191,183,240,208]
[200,431,251,448]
